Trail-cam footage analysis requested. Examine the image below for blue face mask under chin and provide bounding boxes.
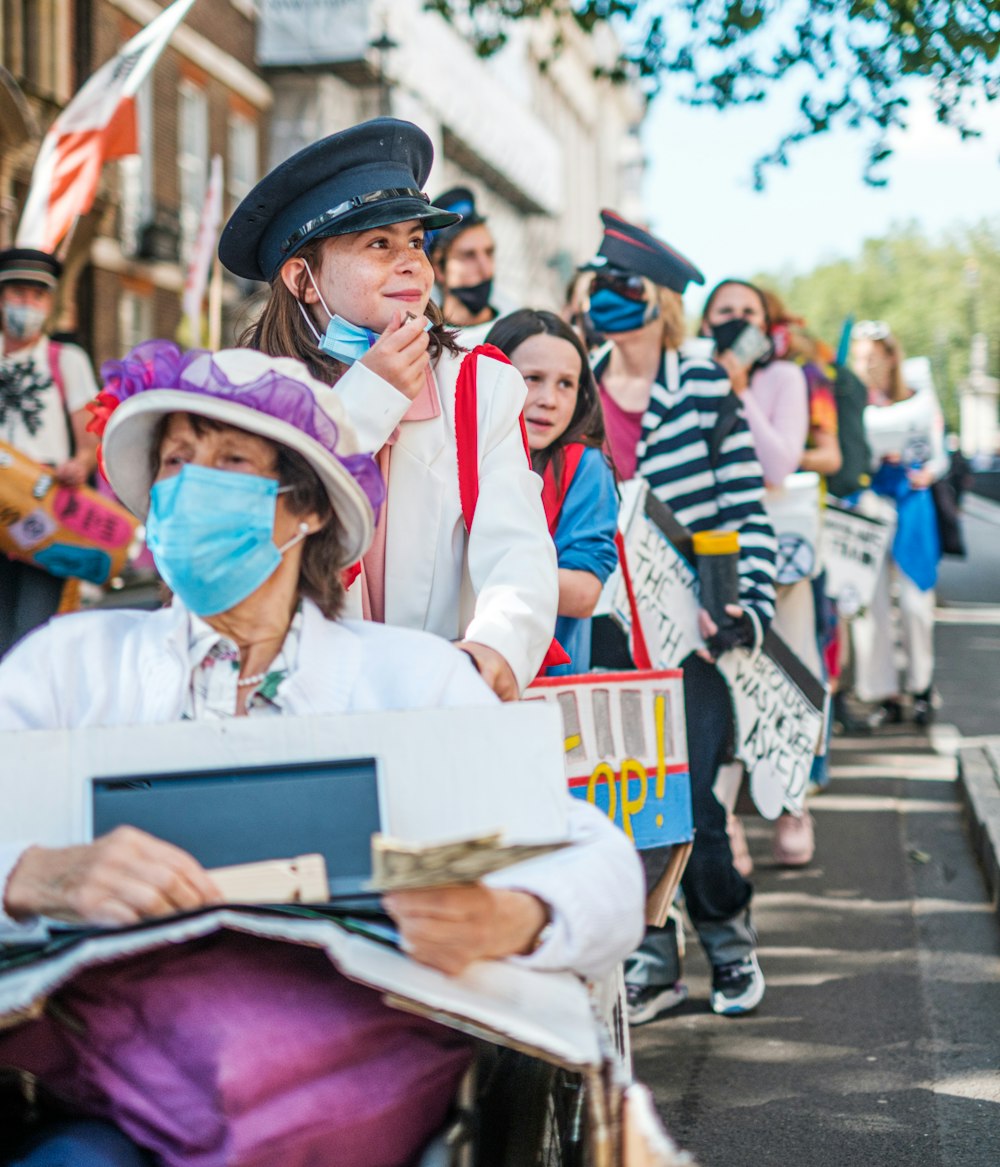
[146,464,304,617]
[587,287,655,335]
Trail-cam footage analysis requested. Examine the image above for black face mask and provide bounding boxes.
[709,319,749,354]
[451,279,493,317]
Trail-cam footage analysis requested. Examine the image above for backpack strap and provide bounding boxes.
[707,390,741,471]
[540,442,587,536]
[455,344,570,673]
[614,529,652,670]
[455,342,530,533]
[48,340,66,409]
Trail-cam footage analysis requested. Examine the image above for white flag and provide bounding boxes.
[182,154,224,342]
[16,0,197,251]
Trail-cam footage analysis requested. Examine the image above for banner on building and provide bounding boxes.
[16,0,196,251]
[256,0,371,67]
[526,670,692,852]
[820,500,894,616]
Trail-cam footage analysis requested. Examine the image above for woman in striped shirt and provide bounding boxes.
[581,211,777,1023]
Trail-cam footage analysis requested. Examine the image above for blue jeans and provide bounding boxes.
[626,655,756,987]
[6,1120,152,1167]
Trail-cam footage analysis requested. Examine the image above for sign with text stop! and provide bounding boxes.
[526,670,692,851]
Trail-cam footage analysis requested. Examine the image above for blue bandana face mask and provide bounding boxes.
[587,287,656,335]
[145,464,306,617]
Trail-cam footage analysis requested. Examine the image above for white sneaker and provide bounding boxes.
[626,981,689,1026]
[710,953,765,1016]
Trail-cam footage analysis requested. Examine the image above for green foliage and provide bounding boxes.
[425,1,1000,185]
[754,218,1000,428]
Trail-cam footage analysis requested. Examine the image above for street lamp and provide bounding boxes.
[369,31,399,117]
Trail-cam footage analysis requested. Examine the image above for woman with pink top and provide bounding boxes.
[700,279,818,867]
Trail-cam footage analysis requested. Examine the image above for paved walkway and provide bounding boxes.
[633,495,1000,1166]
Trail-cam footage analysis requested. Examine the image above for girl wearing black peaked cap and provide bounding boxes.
[220,118,557,700]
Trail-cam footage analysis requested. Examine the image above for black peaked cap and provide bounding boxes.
[583,210,704,294]
[219,118,462,283]
[0,247,62,287]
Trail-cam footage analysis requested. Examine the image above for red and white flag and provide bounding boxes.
[182,153,224,341]
[16,0,197,252]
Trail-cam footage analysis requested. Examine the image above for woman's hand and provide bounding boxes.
[383,884,549,976]
[697,604,755,661]
[715,350,749,396]
[456,641,519,701]
[908,467,933,489]
[53,456,92,487]
[360,310,430,401]
[4,827,222,927]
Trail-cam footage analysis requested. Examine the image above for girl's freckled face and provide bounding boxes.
[509,334,582,452]
[312,220,434,333]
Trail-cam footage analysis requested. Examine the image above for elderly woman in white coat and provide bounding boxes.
[220,117,557,700]
[0,344,642,1167]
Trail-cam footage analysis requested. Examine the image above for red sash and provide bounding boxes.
[539,442,587,537]
[455,344,569,670]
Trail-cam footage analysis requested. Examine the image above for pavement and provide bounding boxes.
[632,492,1000,1167]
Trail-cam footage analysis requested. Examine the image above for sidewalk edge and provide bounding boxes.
[957,742,1000,915]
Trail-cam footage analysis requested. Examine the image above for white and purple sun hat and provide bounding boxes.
[90,341,382,568]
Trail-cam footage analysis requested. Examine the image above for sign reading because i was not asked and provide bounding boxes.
[526,670,692,851]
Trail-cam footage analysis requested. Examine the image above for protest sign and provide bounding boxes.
[595,479,704,669]
[820,500,894,616]
[0,439,138,584]
[594,479,827,819]
[864,382,942,466]
[764,472,821,585]
[717,629,827,819]
[527,670,692,851]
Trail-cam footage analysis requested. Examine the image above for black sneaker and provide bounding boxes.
[709,954,765,1016]
[625,981,689,1026]
[912,688,934,727]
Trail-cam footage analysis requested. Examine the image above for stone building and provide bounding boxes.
[1,0,646,363]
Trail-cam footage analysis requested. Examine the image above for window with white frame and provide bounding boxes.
[118,289,153,356]
[119,79,153,256]
[227,112,259,213]
[177,80,209,265]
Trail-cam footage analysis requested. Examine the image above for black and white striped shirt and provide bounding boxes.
[600,347,777,629]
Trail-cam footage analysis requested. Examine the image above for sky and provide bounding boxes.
[642,84,1000,315]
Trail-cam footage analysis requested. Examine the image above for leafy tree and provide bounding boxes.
[425,1,1000,185]
[754,218,1000,427]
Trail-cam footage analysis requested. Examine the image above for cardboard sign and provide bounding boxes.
[717,629,827,819]
[526,670,692,851]
[819,500,894,616]
[0,439,138,584]
[765,472,821,586]
[594,479,828,818]
[595,479,704,669]
[864,383,941,466]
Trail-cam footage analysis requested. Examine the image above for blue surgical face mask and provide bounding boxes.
[297,263,376,365]
[4,304,48,342]
[587,287,656,335]
[145,464,307,617]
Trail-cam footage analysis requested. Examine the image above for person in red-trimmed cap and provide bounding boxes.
[0,247,99,656]
[581,210,778,1022]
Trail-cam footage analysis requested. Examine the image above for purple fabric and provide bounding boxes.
[99,341,385,514]
[0,933,473,1167]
